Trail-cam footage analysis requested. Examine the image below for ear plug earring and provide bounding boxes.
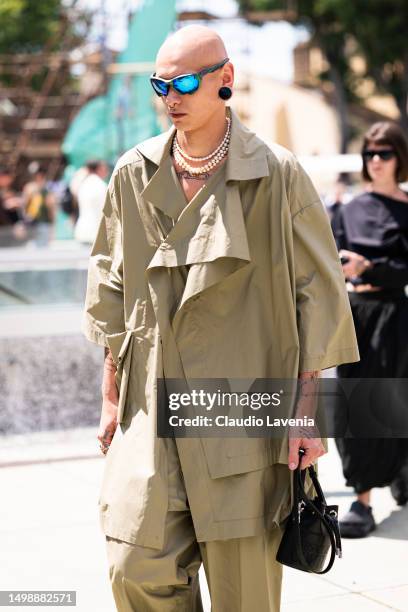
[218,87,232,100]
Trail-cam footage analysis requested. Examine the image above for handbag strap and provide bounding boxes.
[292,451,342,574]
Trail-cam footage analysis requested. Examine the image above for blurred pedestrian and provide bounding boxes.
[0,166,27,246]
[333,121,408,537]
[74,160,108,245]
[69,165,89,200]
[59,183,78,225]
[24,166,56,247]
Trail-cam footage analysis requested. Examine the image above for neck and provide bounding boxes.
[177,108,228,158]
[370,179,400,198]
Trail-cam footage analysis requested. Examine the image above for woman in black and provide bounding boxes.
[333,121,408,538]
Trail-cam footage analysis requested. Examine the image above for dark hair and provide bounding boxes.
[34,167,47,179]
[361,121,408,183]
[86,160,103,173]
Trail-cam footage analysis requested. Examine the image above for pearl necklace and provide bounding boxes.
[172,121,231,175]
[172,136,230,175]
[174,117,231,162]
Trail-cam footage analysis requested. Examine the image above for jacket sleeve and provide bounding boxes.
[331,205,349,250]
[82,178,125,349]
[289,161,360,372]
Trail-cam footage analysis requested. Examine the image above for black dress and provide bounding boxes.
[333,191,408,494]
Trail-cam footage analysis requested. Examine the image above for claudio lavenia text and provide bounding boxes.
[168,415,315,428]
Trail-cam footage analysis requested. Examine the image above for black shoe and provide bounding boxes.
[390,463,408,506]
[339,501,376,538]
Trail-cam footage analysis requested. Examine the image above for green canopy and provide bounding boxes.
[62,0,176,171]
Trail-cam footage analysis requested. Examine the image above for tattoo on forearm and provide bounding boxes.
[299,370,320,379]
[298,371,320,396]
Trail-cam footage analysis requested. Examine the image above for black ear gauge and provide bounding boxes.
[218,86,232,100]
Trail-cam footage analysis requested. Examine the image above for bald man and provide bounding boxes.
[83,25,359,611]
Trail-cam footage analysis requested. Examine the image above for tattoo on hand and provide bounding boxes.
[104,349,117,372]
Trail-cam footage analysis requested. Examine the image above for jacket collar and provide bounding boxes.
[136,110,257,321]
[137,108,270,183]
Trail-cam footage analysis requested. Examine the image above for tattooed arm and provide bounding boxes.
[97,348,119,454]
[295,370,320,418]
[287,370,327,470]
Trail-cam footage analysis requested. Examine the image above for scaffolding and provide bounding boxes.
[0,8,102,183]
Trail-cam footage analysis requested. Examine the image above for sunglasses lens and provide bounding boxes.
[150,78,168,97]
[363,150,395,161]
[173,74,199,94]
[380,151,394,160]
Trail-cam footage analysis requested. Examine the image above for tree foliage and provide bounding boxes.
[0,0,63,53]
[238,0,408,146]
[0,0,93,92]
[0,0,92,54]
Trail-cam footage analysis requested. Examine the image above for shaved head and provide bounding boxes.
[156,25,228,76]
[154,25,233,137]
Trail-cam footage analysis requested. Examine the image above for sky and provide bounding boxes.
[78,0,309,83]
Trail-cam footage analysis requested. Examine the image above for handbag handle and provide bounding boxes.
[292,449,342,574]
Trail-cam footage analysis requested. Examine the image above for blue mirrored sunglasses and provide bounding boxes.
[150,58,229,97]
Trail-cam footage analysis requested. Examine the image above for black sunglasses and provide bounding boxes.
[362,149,396,162]
[150,58,229,97]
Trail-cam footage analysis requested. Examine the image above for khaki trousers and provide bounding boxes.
[106,438,283,611]
[106,509,283,612]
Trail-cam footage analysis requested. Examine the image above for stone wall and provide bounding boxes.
[0,335,102,434]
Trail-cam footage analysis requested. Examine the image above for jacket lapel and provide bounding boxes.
[135,109,271,341]
[140,154,186,225]
[225,112,270,182]
[136,108,270,224]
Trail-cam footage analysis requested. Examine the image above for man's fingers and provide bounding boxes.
[288,439,300,470]
[102,427,114,443]
[97,429,114,445]
[300,450,316,469]
[97,421,117,447]
[98,426,116,456]
[288,438,326,471]
[299,443,326,469]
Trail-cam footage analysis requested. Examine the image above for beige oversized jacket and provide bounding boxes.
[83,109,359,549]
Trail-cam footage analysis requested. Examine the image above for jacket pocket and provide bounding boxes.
[201,438,272,479]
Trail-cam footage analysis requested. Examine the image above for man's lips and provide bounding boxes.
[168,111,187,117]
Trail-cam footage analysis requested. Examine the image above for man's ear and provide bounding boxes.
[222,62,234,89]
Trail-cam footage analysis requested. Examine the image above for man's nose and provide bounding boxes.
[165,87,181,105]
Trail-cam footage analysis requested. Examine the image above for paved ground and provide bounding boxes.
[0,430,407,612]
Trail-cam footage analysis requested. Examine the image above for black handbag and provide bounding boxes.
[276,449,342,574]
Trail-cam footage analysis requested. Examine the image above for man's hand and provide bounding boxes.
[288,434,326,470]
[98,397,118,455]
[98,349,119,455]
[288,370,327,470]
